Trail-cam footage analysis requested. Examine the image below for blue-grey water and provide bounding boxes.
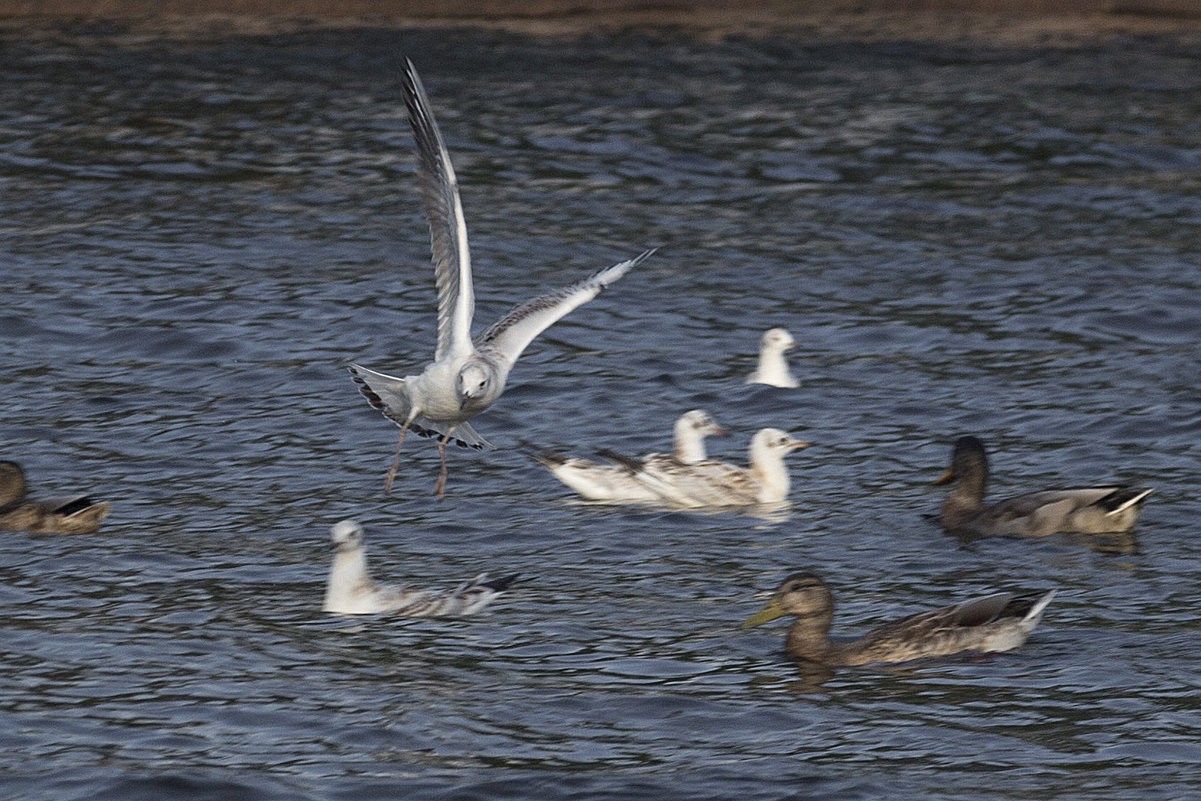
[2,21,1200,801]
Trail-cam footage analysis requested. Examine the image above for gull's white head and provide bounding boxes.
[456,360,495,406]
[680,409,728,438]
[330,519,365,552]
[761,327,796,353]
[751,428,811,458]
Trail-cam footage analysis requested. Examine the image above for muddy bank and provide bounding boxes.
[2,0,1201,45]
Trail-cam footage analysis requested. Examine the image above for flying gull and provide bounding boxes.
[348,59,654,497]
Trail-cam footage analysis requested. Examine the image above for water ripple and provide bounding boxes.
[0,21,1199,801]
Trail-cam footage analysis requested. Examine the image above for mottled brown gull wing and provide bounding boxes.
[401,59,474,362]
[475,248,656,373]
[645,459,758,507]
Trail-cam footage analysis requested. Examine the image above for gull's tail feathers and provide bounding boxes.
[1102,487,1153,516]
[347,363,492,450]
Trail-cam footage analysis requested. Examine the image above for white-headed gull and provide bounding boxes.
[323,520,519,616]
[525,409,727,503]
[348,59,655,497]
[603,428,811,508]
[745,327,799,388]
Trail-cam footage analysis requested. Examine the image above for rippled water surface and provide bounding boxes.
[2,21,1200,801]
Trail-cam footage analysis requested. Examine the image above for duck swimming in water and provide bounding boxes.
[742,572,1055,665]
[934,436,1151,537]
[0,461,110,535]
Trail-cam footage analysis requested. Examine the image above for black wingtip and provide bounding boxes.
[1099,486,1153,513]
[350,374,388,412]
[519,439,568,467]
[484,573,524,592]
[52,496,101,517]
[596,448,643,474]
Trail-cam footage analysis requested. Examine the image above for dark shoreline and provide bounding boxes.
[2,1,1201,45]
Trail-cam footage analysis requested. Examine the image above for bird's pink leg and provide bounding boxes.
[383,419,413,495]
[433,430,453,499]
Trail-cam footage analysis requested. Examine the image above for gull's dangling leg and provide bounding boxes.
[434,430,454,499]
[384,416,416,495]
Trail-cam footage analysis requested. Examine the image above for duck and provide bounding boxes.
[0,461,110,534]
[935,436,1152,537]
[745,327,799,388]
[741,572,1055,665]
[323,520,519,616]
[524,409,727,503]
[601,428,811,508]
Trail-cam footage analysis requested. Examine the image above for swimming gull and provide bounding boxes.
[601,427,811,508]
[348,59,655,498]
[524,409,727,503]
[745,327,799,388]
[323,519,519,616]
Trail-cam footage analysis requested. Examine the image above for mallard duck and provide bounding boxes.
[524,409,727,502]
[0,461,110,534]
[323,520,519,616]
[935,436,1152,537]
[745,327,799,388]
[741,572,1055,665]
[602,428,810,508]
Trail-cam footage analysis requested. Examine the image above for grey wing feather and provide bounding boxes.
[984,487,1134,534]
[347,363,414,426]
[385,573,515,616]
[476,248,656,371]
[992,488,1118,517]
[347,363,490,449]
[857,592,1016,648]
[401,59,474,361]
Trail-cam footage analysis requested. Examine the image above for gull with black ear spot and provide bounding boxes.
[348,58,654,498]
[598,427,811,509]
[523,409,728,503]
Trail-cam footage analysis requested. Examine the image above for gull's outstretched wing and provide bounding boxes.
[475,248,656,372]
[401,59,474,362]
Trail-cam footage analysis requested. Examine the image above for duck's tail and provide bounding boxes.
[1102,487,1153,516]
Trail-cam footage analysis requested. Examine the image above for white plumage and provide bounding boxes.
[323,520,518,617]
[745,327,799,388]
[349,59,654,497]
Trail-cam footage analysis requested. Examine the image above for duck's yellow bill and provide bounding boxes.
[740,600,787,629]
[932,467,955,486]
